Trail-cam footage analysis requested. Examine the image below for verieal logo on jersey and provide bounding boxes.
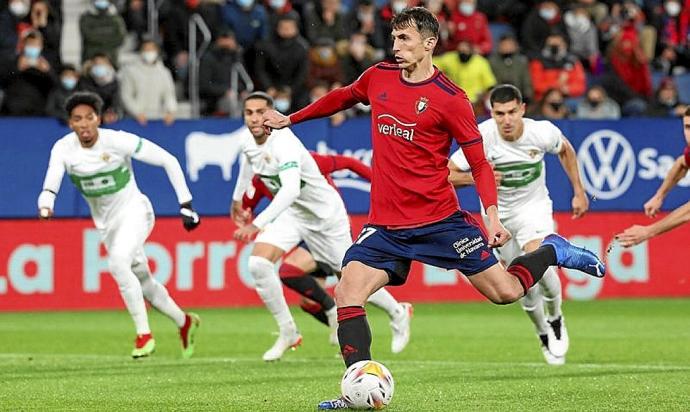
[376,114,416,141]
[578,129,636,200]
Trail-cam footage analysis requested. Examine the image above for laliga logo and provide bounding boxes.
[578,130,636,200]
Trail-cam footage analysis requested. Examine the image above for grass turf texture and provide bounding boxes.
[1,299,689,411]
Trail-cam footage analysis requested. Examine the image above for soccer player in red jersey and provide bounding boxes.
[263,8,605,409]
[618,108,690,247]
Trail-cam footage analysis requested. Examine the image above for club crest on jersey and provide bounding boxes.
[101,153,111,162]
[415,97,429,114]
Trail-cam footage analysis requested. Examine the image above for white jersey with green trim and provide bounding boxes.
[232,127,346,229]
[40,128,192,230]
[450,118,563,218]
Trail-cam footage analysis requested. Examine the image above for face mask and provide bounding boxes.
[539,7,557,21]
[24,46,42,60]
[9,1,29,17]
[142,51,158,63]
[91,64,111,78]
[236,0,253,8]
[549,101,563,111]
[392,1,406,14]
[358,11,373,23]
[62,77,77,90]
[94,0,110,9]
[587,98,601,108]
[269,0,285,9]
[665,1,681,17]
[459,3,475,16]
[318,48,333,61]
[274,99,290,113]
[499,51,515,60]
[565,11,591,32]
[458,52,472,63]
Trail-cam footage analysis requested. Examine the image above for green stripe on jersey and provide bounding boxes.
[134,138,143,153]
[279,161,298,171]
[494,161,543,188]
[69,166,131,197]
[259,174,306,195]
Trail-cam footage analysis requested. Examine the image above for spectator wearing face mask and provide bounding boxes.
[265,0,294,40]
[563,4,600,72]
[273,86,293,114]
[489,34,533,103]
[446,0,492,55]
[344,0,386,51]
[433,40,497,103]
[304,0,348,45]
[533,87,570,119]
[79,54,122,123]
[520,1,569,59]
[198,29,246,116]
[529,31,585,102]
[653,0,690,74]
[646,77,689,117]
[576,85,621,120]
[307,37,344,90]
[79,0,126,65]
[46,64,80,122]
[0,0,31,64]
[22,0,62,70]
[222,0,268,72]
[255,12,309,109]
[119,39,177,125]
[1,30,55,116]
[159,0,222,82]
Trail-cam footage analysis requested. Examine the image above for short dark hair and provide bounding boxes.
[65,91,104,117]
[685,106,690,117]
[489,84,523,106]
[391,7,439,39]
[243,91,274,108]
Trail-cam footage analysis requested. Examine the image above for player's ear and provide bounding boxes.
[424,36,437,52]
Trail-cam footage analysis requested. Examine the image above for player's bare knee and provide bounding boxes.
[489,287,522,305]
[334,277,366,307]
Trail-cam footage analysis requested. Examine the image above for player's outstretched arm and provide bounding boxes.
[644,155,689,217]
[557,136,588,219]
[617,200,690,247]
[132,138,200,230]
[265,87,361,130]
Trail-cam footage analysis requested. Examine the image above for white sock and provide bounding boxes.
[109,253,150,335]
[540,267,563,321]
[249,256,296,332]
[367,288,402,319]
[521,287,549,335]
[132,257,186,328]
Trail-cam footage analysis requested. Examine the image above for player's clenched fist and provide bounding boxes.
[643,195,663,218]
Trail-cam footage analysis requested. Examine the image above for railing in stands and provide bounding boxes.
[188,13,212,118]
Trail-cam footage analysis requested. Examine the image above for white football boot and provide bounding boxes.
[262,326,302,361]
[539,334,565,366]
[390,302,413,354]
[546,316,569,357]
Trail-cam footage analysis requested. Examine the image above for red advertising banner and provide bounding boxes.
[1,213,689,311]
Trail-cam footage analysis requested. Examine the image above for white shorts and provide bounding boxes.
[485,199,555,263]
[255,209,352,273]
[101,195,155,257]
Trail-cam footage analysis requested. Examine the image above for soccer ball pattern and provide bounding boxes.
[341,360,394,410]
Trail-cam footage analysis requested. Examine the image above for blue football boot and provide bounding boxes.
[542,234,606,278]
[318,398,350,410]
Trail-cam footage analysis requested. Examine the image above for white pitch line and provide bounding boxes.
[1,353,689,372]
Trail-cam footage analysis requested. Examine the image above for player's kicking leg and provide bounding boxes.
[278,246,338,345]
[132,249,201,359]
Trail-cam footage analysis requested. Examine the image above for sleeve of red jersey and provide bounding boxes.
[315,155,371,182]
[683,146,690,168]
[289,67,374,124]
[444,97,498,209]
[241,176,273,212]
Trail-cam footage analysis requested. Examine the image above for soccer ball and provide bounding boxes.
[340,360,394,410]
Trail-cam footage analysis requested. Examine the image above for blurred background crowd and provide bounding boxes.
[0,0,688,124]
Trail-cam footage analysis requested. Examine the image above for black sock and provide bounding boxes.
[507,245,557,293]
[299,301,329,326]
[337,306,371,367]
[281,275,336,310]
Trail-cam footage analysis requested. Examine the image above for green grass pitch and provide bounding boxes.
[1,299,689,411]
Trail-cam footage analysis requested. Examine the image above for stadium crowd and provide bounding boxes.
[0,0,688,122]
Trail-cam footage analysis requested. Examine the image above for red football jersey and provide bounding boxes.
[294,63,490,226]
[684,146,690,167]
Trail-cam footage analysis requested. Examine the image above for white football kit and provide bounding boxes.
[451,117,563,259]
[38,128,193,335]
[232,127,351,272]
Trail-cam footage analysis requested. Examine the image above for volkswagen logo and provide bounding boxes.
[578,130,636,200]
